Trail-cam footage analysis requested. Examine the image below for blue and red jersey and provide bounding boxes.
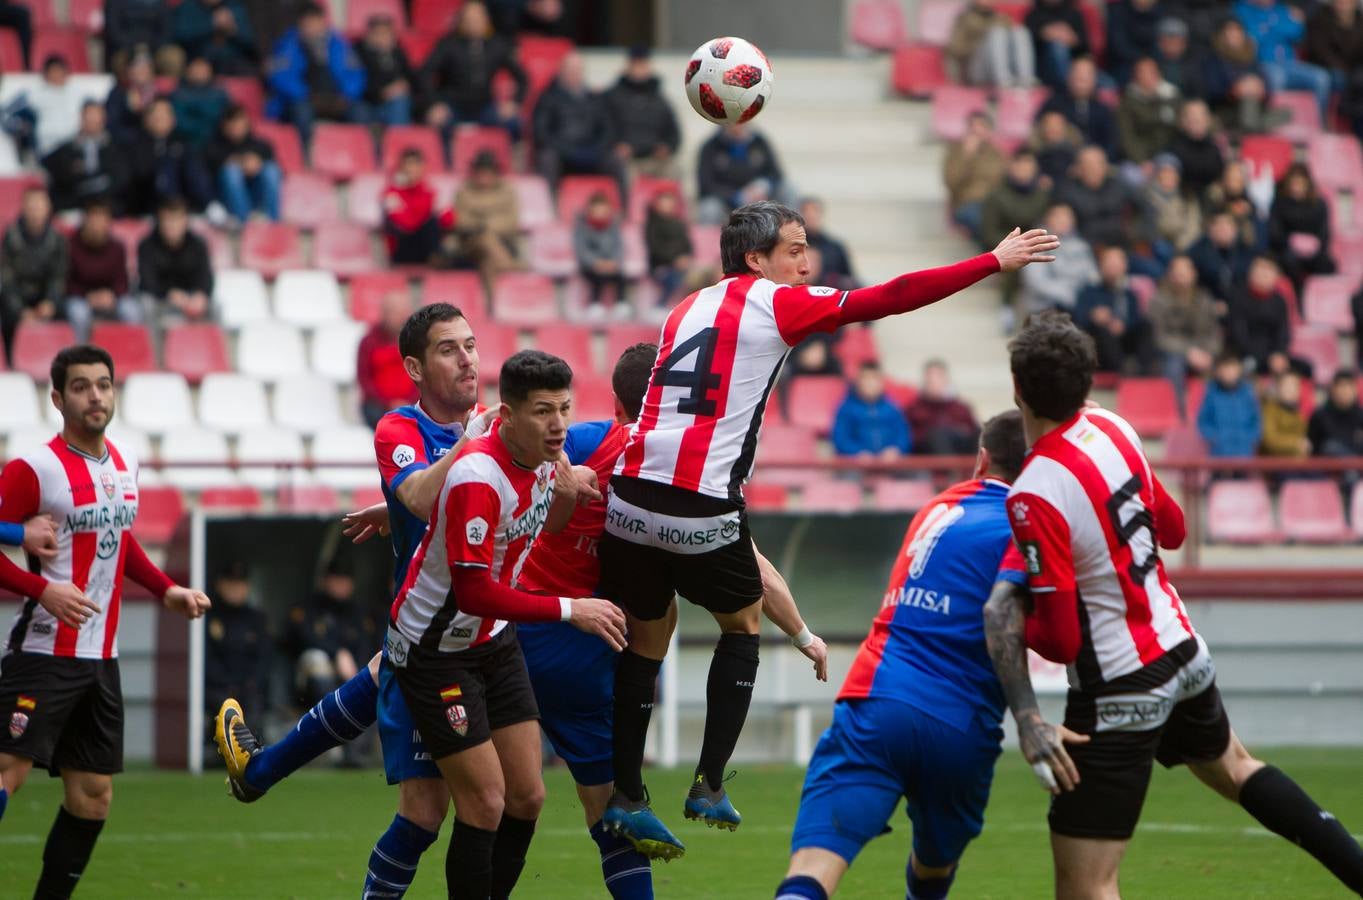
[839,478,1026,734]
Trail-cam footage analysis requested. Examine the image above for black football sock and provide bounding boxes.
[612,651,662,803]
[447,819,497,900]
[490,814,537,900]
[33,806,104,900]
[1239,765,1363,894]
[697,632,760,792]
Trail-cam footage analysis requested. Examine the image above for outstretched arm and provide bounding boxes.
[755,545,827,681]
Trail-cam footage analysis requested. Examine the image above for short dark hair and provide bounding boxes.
[500,350,572,406]
[222,102,249,122]
[1008,310,1095,421]
[83,197,113,217]
[857,360,882,375]
[981,410,1027,483]
[612,342,657,420]
[1331,368,1358,387]
[299,2,326,19]
[51,344,114,392]
[400,148,424,165]
[42,54,68,72]
[157,195,188,215]
[720,201,804,276]
[398,302,466,361]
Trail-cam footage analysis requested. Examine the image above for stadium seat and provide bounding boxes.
[349,272,409,324]
[1309,133,1363,193]
[851,0,906,50]
[20,0,59,30]
[691,224,722,270]
[451,125,513,177]
[526,221,576,278]
[272,374,344,434]
[1163,424,1208,459]
[121,372,195,434]
[0,31,21,70]
[994,87,1048,143]
[1303,274,1357,332]
[1207,480,1278,543]
[532,325,595,376]
[626,176,685,225]
[274,480,339,513]
[199,373,270,432]
[105,425,151,461]
[311,124,377,181]
[412,0,463,34]
[273,269,346,326]
[315,222,378,277]
[133,486,184,545]
[516,34,573,105]
[282,172,342,228]
[473,322,517,379]
[1116,377,1180,437]
[0,176,42,218]
[802,479,864,512]
[198,485,263,511]
[422,270,489,327]
[0,372,40,429]
[235,426,306,489]
[605,325,659,368]
[214,269,273,328]
[32,28,89,71]
[1269,91,1322,144]
[67,0,103,33]
[1240,135,1294,181]
[221,77,265,120]
[1352,481,1363,538]
[491,272,560,325]
[3,426,55,459]
[252,121,305,176]
[235,322,308,381]
[344,0,407,35]
[916,0,966,44]
[511,175,555,230]
[756,425,819,466]
[160,428,238,490]
[571,374,616,421]
[398,31,438,67]
[11,321,75,382]
[111,217,151,275]
[346,172,385,227]
[931,85,990,141]
[834,327,879,370]
[871,478,937,512]
[382,125,446,173]
[310,320,367,382]
[890,44,946,98]
[195,224,235,270]
[787,375,848,435]
[1278,480,1350,542]
[311,426,383,490]
[622,226,647,280]
[1331,231,1363,279]
[557,176,622,224]
[163,323,231,385]
[883,377,918,412]
[743,482,789,511]
[239,222,305,278]
[1290,325,1341,384]
[88,323,155,380]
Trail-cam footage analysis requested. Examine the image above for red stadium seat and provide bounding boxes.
[511,174,555,229]
[67,0,103,33]
[253,121,305,175]
[787,375,849,436]
[276,484,340,514]
[412,0,463,34]
[995,87,1048,143]
[1207,480,1278,544]
[221,77,265,120]
[691,224,722,270]
[90,323,155,379]
[834,327,880,370]
[350,272,410,324]
[802,479,864,512]
[1078,3,1104,61]
[350,485,386,509]
[915,0,965,44]
[1303,274,1356,332]
[571,374,616,420]
[756,425,819,466]
[891,44,946,98]
[526,221,576,278]
[382,126,446,173]
[281,172,342,228]
[239,221,304,278]
[1129,274,1157,313]
[451,125,513,176]
[315,222,377,277]
[11,321,75,381]
[344,0,407,36]
[1330,231,1363,279]
[557,175,622,223]
[605,325,659,367]
[517,34,572,105]
[1184,377,1206,422]
[1116,377,1180,437]
[32,28,89,71]
[492,272,559,325]
[1290,325,1341,384]
[398,31,438,67]
[621,225,647,280]
[311,123,377,181]
[422,271,488,327]
[852,0,906,50]
[346,172,385,227]
[931,85,990,141]
[134,486,185,545]
[1280,480,1350,543]
[18,0,59,29]
[744,482,789,511]
[871,478,937,512]
[627,176,686,225]
[0,175,43,214]
[1163,424,1208,459]
[471,322,516,378]
[1269,91,1322,144]
[195,224,235,270]
[532,325,596,375]
[1240,135,1294,182]
[883,377,919,411]
[163,323,231,385]
[198,485,262,511]
[0,30,21,70]
[1353,481,1363,538]
[1309,133,1363,193]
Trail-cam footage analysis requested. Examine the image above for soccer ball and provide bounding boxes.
[684,36,774,125]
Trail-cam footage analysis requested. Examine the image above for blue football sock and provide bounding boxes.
[590,819,653,899]
[0,786,8,822]
[906,864,955,900]
[775,874,828,900]
[363,814,439,899]
[245,667,379,792]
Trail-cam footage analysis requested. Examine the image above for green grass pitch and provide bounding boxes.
[1,749,1360,898]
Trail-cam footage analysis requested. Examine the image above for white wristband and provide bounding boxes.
[559,597,573,622]
[791,625,815,649]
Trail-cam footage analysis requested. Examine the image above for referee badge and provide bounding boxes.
[9,711,28,739]
[446,704,469,737]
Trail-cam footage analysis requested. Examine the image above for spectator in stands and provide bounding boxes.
[173,0,259,77]
[1236,0,1332,118]
[138,196,214,324]
[1309,369,1363,457]
[171,57,230,148]
[204,561,270,738]
[105,0,178,76]
[1027,110,1082,186]
[0,1,31,70]
[1305,0,1363,93]
[1154,17,1207,98]
[947,0,1036,88]
[422,0,526,141]
[1107,0,1167,84]
[1055,144,1144,250]
[124,97,214,215]
[1119,56,1182,164]
[1038,55,1119,159]
[284,556,376,712]
[786,334,844,381]
[1076,246,1155,373]
[357,290,418,428]
[604,46,682,180]
[1189,211,1254,300]
[1203,18,1286,134]
[1227,255,1293,375]
[1260,369,1311,457]
[266,3,367,146]
[645,188,693,310]
[353,14,414,127]
[206,104,281,224]
[383,149,455,266]
[1353,286,1363,370]
[800,197,859,289]
[1145,155,1203,262]
[1198,352,1262,456]
[454,150,522,285]
[943,111,1005,243]
[574,191,627,321]
[833,362,912,458]
[1020,202,1096,315]
[981,150,1052,251]
[905,359,980,454]
[696,123,790,225]
[533,51,625,196]
[1205,160,1263,247]
[106,50,159,144]
[31,56,87,159]
[64,200,140,342]
[1168,98,1225,198]
[1151,253,1220,412]
[1267,162,1336,290]
[43,101,125,214]
[1026,0,1092,88]
[0,187,66,365]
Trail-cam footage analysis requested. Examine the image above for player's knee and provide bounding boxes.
[398,782,449,832]
[66,774,113,819]
[503,778,545,820]
[1,756,33,794]
[714,599,762,634]
[457,782,506,826]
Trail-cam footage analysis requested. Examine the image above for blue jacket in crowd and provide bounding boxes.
[1234,0,1305,65]
[266,27,366,118]
[1197,378,1262,457]
[832,390,913,457]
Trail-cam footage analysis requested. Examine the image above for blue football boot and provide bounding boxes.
[603,788,686,861]
[683,770,741,831]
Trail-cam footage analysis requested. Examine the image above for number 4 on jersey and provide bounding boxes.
[656,327,721,417]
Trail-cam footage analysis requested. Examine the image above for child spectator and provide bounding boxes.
[1027,0,1092,88]
[357,290,418,428]
[266,2,367,145]
[1020,202,1097,315]
[422,0,526,141]
[1038,56,1118,159]
[1118,56,1182,164]
[947,0,1036,87]
[905,359,980,454]
[1028,110,1083,186]
[382,149,454,266]
[1309,370,1363,457]
[981,150,1052,251]
[65,200,140,341]
[644,189,692,309]
[833,362,912,458]
[1267,162,1335,290]
[532,51,624,195]
[1260,369,1311,457]
[943,111,1005,243]
[1198,353,1262,456]
[1150,254,1221,413]
[172,0,259,77]
[0,187,66,364]
[205,104,281,223]
[354,14,414,126]
[1236,0,1332,118]
[1075,246,1155,374]
[574,191,627,321]
[137,196,214,324]
[1145,154,1203,260]
[30,55,87,158]
[453,150,522,284]
[1227,255,1293,375]
[171,57,230,148]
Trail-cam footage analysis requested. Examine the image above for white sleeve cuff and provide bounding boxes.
[559,597,573,622]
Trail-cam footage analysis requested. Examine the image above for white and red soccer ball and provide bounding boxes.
[684,36,774,125]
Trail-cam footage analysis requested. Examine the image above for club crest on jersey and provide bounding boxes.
[446,704,468,736]
[536,467,549,492]
[8,711,28,739]
[466,517,489,546]
[100,472,115,499]
[392,444,417,468]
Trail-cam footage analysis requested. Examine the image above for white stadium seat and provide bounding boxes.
[0,372,40,429]
[310,320,366,382]
[121,373,196,434]
[236,322,308,381]
[4,426,54,459]
[214,269,272,329]
[310,426,380,490]
[272,374,345,434]
[105,427,153,463]
[159,428,238,490]
[235,426,307,489]
[273,270,346,327]
[198,374,271,433]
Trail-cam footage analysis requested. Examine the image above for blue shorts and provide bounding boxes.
[377,650,440,785]
[517,621,617,787]
[791,698,1002,869]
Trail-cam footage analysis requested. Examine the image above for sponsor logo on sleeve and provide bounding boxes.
[392,445,417,469]
[465,517,489,546]
[806,286,838,297]
[1021,540,1042,576]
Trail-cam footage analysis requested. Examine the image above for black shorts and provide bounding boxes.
[598,476,764,621]
[390,627,539,761]
[0,652,123,776]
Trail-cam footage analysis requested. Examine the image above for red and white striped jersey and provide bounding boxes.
[0,437,142,659]
[1007,408,1195,692]
[617,274,845,502]
[389,426,556,653]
